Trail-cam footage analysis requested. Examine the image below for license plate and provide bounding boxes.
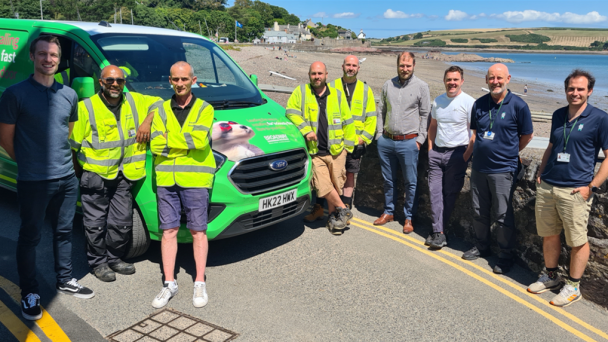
[258,189,297,212]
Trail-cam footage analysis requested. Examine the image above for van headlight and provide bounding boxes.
[213,151,227,171]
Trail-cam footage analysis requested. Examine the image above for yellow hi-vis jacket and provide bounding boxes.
[70,92,161,181]
[54,68,70,85]
[150,98,215,188]
[285,84,356,156]
[328,78,377,145]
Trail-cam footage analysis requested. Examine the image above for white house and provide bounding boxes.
[358,29,366,39]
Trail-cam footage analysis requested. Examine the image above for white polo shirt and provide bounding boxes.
[431,91,475,148]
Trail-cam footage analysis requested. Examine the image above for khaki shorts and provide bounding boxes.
[311,150,347,198]
[535,180,592,247]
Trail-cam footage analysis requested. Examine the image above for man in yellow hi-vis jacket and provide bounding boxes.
[286,61,356,235]
[149,62,215,309]
[70,65,161,282]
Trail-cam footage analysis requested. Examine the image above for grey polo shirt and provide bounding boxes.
[0,75,78,181]
[376,75,431,145]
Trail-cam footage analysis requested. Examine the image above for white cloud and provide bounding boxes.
[445,10,469,21]
[333,12,360,19]
[493,10,606,24]
[383,9,423,19]
[312,12,327,18]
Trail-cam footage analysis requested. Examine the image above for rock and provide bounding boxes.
[355,142,608,309]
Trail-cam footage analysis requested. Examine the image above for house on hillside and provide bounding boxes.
[357,29,366,39]
[270,22,312,41]
[338,29,352,39]
[261,30,298,44]
[304,19,317,29]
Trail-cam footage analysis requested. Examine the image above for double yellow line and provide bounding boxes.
[0,276,70,341]
[348,216,608,342]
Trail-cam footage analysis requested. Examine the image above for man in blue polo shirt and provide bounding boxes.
[528,70,608,307]
[462,63,534,274]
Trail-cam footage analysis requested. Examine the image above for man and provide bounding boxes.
[528,70,608,307]
[286,62,356,235]
[374,52,430,234]
[463,63,533,274]
[69,65,160,282]
[426,66,475,250]
[0,35,94,321]
[149,62,215,308]
[328,55,377,215]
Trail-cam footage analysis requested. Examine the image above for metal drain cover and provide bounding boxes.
[107,308,238,342]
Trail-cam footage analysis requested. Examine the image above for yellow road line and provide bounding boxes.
[0,299,41,342]
[0,174,16,184]
[351,217,608,341]
[0,276,71,342]
[349,220,598,342]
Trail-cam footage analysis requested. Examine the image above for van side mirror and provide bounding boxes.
[72,77,96,99]
[249,74,258,86]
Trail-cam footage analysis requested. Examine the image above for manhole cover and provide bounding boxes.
[107,308,238,342]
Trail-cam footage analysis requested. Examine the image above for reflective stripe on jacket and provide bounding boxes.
[329,78,377,145]
[150,98,215,188]
[54,69,70,85]
[285,83,356,155]
[69,92,161,181]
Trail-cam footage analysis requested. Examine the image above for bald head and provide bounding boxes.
[486,63,511,99]
[309,61,328,90]
[99,65,125,101]
[170,61,194,78]
[101,65,125,79]
[309,61,327,74]
[342,55,360,80]
[169,61,197,98]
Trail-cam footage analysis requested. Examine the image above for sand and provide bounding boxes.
[225,46,604,138]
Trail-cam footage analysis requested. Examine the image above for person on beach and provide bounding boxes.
[528,70,608,307]
[374,52,431,234]
[286,61,356,235]
[462,63,534,274]
[524,84,528,94]
[426,66,475,250]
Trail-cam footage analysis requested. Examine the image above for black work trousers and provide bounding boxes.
[80,171,133,268]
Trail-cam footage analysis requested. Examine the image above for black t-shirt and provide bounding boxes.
[315,87,330,156]
[98,91,122,121]
[342,80,357,107]
[171,93,197,127]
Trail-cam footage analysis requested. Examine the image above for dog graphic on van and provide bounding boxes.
[211,121,264,162]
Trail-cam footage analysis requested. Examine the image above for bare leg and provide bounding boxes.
[542,235,561,269]
[322,188,345,214]
[343,172,355,197]
[191,230,208,282]
[569,242,590,279]
[161,227,179,282]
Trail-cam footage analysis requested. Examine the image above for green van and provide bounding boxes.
[0,19,311,257]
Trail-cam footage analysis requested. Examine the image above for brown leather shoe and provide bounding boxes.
[373,213,394,226]
[403,219,414,234]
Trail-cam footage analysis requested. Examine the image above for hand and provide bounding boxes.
[536,175,541,184]
[572,186,591,201]
[306,132,318,142]
[358,137,364,145]
[463,151,472,162]
[416,142,421,150]
[136,120,152,143]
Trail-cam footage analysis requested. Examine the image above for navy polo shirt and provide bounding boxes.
[0,75,79,181]
[541,104,608,188]
[470,90,533,173]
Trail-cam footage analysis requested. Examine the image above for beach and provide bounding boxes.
[225,46,606,138]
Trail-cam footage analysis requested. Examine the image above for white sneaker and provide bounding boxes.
[152,281,178,309]
[527,273,562,294]
[193,282,208,308]
[550,284,581,307]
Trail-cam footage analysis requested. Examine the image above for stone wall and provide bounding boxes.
[355,141,608,308]
[279,39,371,52]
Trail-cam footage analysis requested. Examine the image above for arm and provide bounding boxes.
[535,143,553,184]
[519,133,534,151]
[149,109,188,159]
[375,84,387,139]
[165,104,213,151]
[416,84,432,149]
[0,123,15,160]
[573,150,608,200]
[137,96,163,143]
[463,130,476,162]
[427,118,437,152]
[361,87,377,145]
[285,86,316,141]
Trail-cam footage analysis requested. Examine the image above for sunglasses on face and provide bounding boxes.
[101,77,126,85]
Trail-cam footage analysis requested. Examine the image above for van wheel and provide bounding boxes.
[124,207,150,259]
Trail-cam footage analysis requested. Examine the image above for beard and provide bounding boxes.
[102,85,122,99]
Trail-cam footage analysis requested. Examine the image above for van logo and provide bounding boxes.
[269,160,288,171]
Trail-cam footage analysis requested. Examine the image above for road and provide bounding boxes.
[1,186,607,341]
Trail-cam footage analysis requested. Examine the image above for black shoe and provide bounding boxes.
[424,233,433,246]
[21,293,42,320]
[462,247,491,260]
[429,233,447,250]
[57,278,95,299]
[335,207,353,227]
[93,264,116,282]
[109,260,136,275]
[327,213,345,235]
[493,258,515,274]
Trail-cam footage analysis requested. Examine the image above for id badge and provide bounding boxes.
[557,153,570,163]
[483,131,495,140]
[128,129,136,138]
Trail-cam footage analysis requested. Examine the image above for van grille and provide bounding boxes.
[229,149,308,195]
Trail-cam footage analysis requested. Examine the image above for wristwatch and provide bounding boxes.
[589,184,599,193]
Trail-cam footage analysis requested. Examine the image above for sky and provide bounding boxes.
[229,0,608,38]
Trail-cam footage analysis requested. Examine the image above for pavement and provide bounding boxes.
[1,186,608,342]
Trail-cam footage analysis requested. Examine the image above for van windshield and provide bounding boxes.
[91,33,263,108]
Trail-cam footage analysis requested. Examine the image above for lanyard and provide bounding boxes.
[487,96,504,132]
[562,116,579,152]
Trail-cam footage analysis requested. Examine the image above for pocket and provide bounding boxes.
[102,118,120,142]
[83,172,104,190]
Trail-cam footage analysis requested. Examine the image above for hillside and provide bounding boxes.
[375,28,608,51]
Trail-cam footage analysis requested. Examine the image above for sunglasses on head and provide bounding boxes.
[101,77,126,85]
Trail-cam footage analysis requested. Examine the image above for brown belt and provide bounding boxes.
[383,130,418,141]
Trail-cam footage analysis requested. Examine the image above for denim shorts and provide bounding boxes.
[157,186,209,231]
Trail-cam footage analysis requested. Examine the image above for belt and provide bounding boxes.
[383,130,418,141]
[433,145,467,153]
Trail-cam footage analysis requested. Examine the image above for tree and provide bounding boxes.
[590,40,602,47]
[413,32,423,39]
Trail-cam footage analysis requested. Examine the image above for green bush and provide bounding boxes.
[413,39,446,47]
[473,38,498,43]
[413,32,423,39]
[450,38,468,43]
[505,34,550,44]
